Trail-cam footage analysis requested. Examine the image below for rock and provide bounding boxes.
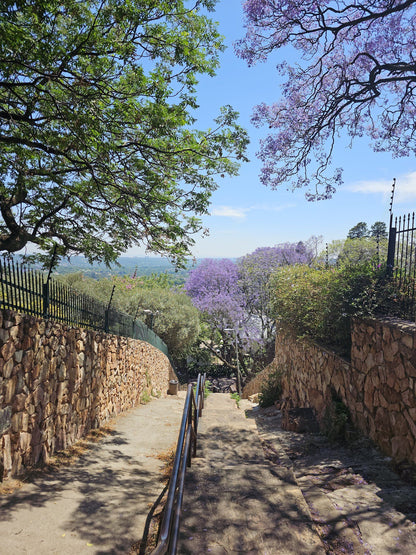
[248,393,259,403]
[282,408,320,433]
[0,406,11,435]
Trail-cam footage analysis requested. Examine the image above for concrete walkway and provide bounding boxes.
[179,394,416,555]
[179,394,325,554]
[0,393,186,555]
[3,391,416,554]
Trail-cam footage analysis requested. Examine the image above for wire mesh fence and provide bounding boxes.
[0,256,169,357]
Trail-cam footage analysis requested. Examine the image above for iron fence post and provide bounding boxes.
[42,281,49,319]
[42,245,57,319]
[387,213,396,277]
[104,285,116,333]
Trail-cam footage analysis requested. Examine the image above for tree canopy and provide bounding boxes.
[347,221,388,239]
[235,0,416,200]
[237,241,316,341]
[347,222,369,239]
[184,241,316,374]
[57,271,200,360]
[0,0,248,266]
[370,221,388,238]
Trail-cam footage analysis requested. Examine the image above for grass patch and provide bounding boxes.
[155,446,176,484]
[230,392,241,408]
[141,390,151,404]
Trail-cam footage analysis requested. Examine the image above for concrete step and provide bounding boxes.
[253,403,416,555]
[178,394,325,554]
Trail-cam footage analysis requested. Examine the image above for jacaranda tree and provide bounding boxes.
[235,0,416,200]
[184,258,248,371]
[0,0,248,266]
[185,258,245,332]
[238,241,316,343]
[185,241,316,375]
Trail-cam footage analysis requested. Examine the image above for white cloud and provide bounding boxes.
[347,172,416,203]
[211,203,296,219]
[211,206,248,218]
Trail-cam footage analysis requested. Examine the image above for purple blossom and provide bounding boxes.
[235,0,416,199]
[185,258,246,331]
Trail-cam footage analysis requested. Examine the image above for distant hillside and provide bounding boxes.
[13,254,236,282]
[53,256,198,280]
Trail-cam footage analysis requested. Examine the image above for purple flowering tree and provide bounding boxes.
[235,1,416,200]
[185,241,317,375]
[238,241,316,343]
[185,258,245,330]
[185,258,251,372]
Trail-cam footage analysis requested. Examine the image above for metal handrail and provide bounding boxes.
[151,373,206,555]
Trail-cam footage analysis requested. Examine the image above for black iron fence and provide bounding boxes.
[386,211,416,321]
[0,256,169,356]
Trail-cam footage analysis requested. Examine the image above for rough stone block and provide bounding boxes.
[391,435,410,462]
[5,375,17,404]
[402,333,414,350]
[1,340,16,362]
[2,357,14,379]
[2,434,12,475]
[19,432,32,452]
[403,409,416,439]
[12,393,26,412]
[0,406,11,435]
[384,340,399,362]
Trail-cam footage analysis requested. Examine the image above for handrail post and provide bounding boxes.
[150,373,206,555]
[188,389,194,466]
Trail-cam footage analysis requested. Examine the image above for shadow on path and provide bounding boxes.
[250,404,416,554]
[179,393,325,554]
[0,395,185,555]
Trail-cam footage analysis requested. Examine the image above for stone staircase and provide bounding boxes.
[178,394,325,554]
[178,393,416,554]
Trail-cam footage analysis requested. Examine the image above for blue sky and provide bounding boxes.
[128,0,416,260]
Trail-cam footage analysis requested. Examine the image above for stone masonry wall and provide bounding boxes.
[0,309,176,479]
[243,317,416,466]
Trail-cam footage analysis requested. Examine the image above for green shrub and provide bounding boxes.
[259,368,283,408]
[204,380,211,399]
[140,390,151,404]
[230,392,240,408]
[269,262,389,355]
[323,393,352,442]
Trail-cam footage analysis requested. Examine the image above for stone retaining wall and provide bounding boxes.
[243,317,416,465]
[0,309,176,479]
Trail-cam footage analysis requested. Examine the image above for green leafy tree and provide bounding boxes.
[327,237,388,266]
[127,287,201,362]
[347,222,369,239]
[0,1,248,267]
[370,221,388,239]
[57,271,200,360]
